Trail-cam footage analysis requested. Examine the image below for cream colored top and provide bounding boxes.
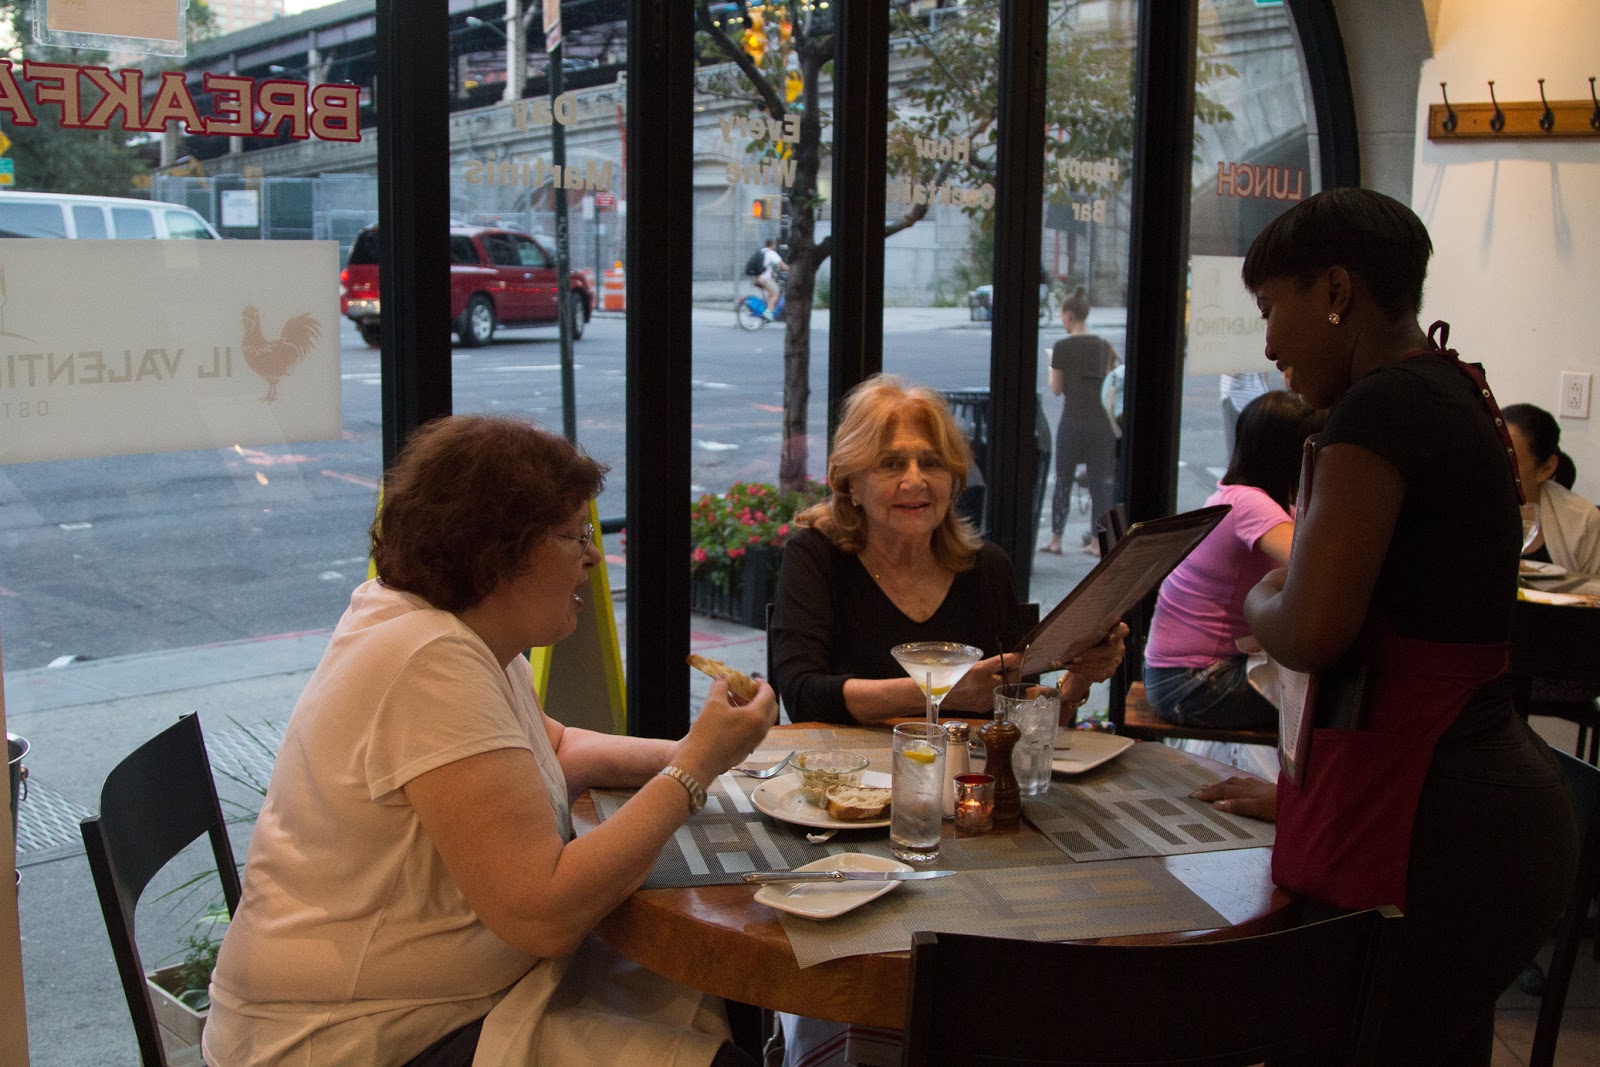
[1538,479,1600,574]
[203,580,569,1066]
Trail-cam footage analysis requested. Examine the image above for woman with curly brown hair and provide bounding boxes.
[205,415,775,1067]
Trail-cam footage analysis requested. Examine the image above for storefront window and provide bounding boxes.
[1030,0,1137,613]
[686,2,835,643]
[1178,0,1320,512]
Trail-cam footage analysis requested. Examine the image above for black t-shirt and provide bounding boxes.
[1317,352,1520,644]
[1050,334,1113,419]
[770,528,1026,724]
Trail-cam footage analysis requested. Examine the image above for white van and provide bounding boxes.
[0,190,221,240]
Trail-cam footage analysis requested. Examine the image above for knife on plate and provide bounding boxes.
[743,869,956,884]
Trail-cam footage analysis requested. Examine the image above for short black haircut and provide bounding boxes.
[1242,188,1433,319]
[1221,390,1326,510]
[1503,403,1559,463]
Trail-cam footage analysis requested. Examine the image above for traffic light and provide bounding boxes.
[751,195,781,220]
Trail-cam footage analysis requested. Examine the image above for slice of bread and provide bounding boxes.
[825,785,891,821]
[684,653,760,703]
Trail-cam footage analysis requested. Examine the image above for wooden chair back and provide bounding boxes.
[80,713,241,1067]
[903,906,1404,1066]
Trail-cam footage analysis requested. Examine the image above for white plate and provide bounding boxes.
[752,852,913,920]
[1520,560,1568,579]
[749,771,893,830]
[1521,587,1600,608]
[1051,730,1136,775]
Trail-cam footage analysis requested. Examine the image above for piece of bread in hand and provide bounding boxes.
[685,653,760,703]
[824,785,891,821]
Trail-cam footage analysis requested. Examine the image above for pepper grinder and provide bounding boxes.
[940,721,971,818]
[977,712,1022,824]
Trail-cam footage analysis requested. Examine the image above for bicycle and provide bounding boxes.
[736,272,787,330]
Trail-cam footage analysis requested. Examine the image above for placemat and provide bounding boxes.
[1024,741,1276,862]
[589,772,1074,888]
[778,858,1228,968]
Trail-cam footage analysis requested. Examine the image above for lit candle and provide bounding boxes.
[953,773,995,833]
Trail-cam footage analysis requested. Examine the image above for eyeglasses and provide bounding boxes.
[552,521,595,553]
[869,450,949,478]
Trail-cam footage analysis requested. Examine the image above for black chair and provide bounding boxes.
[903,906,1404,1066]
[81,713,242,1067]
[1510,597,1600,765]
[1530,749,1600,1067]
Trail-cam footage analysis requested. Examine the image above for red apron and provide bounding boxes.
[1272,627,1508,910]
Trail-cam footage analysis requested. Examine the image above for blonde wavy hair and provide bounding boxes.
[796,374,984,572]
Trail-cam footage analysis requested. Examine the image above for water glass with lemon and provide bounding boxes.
[890,722,946,862]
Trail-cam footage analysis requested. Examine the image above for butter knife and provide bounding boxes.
[743,869,955,884]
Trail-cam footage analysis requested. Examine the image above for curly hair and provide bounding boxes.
[370,415,608,611]
[796,374,983,572]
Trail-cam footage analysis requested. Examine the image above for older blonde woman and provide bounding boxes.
[771,374,1125,725]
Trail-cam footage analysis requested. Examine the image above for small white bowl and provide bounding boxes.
[753,852,914,920]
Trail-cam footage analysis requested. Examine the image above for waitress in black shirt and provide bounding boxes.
[771,375,1125,725]
[1196,188,1576,1065]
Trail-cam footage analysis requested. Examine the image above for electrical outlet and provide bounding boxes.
[1559,372,1592,419]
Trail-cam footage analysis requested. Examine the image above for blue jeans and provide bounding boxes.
[1142,657,1278,730]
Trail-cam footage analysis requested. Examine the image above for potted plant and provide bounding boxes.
[689,481,826,629]
[146,905,229,1053]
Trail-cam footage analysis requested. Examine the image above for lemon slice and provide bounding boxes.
[929,684,952,697]
[901,743,938,765]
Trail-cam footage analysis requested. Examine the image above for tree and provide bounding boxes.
[0,0,215,196]
[696,1,1228,490]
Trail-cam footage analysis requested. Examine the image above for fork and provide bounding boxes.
[732,751,795,779]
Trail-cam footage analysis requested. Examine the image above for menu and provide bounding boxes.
[1013,505,1231,677]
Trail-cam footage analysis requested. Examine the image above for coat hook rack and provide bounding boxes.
[1429,76,1600,140]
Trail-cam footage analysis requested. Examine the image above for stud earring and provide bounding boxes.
[1327,312,1341,326]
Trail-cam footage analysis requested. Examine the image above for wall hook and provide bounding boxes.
[1488,80,1506,132]
[1538,78,1555,131]
[1439,82,1458,132]
[1590,76,1599,131]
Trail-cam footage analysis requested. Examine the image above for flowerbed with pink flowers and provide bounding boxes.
[689,481,826,628]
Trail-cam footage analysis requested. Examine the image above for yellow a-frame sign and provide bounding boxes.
[528,498,626,734]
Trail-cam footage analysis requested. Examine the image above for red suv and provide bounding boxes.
[339,224,593,348]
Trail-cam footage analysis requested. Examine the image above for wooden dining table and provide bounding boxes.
[572,723,1294,1029]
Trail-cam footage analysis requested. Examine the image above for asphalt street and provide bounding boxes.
[0,308,1233,671]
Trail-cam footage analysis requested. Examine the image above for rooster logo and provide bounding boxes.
[242,306,322,403]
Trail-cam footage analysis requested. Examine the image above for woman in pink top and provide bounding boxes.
[1142,391,1322,728]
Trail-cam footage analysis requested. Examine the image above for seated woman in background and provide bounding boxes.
[771,374,1125,725]
[1504,402,1600,573]
[205,415,775,1067]
[1142,390,1323,729]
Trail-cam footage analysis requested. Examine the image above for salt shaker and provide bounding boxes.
[941,721,971,818]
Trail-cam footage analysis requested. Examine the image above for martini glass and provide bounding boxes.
[891,641,985,726]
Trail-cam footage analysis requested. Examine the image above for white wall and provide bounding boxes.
[1409,0,1600,498]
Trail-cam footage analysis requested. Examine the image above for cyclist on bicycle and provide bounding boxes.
[754,238,788,321]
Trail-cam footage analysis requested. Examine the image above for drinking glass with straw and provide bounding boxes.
[891,642,984,726]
